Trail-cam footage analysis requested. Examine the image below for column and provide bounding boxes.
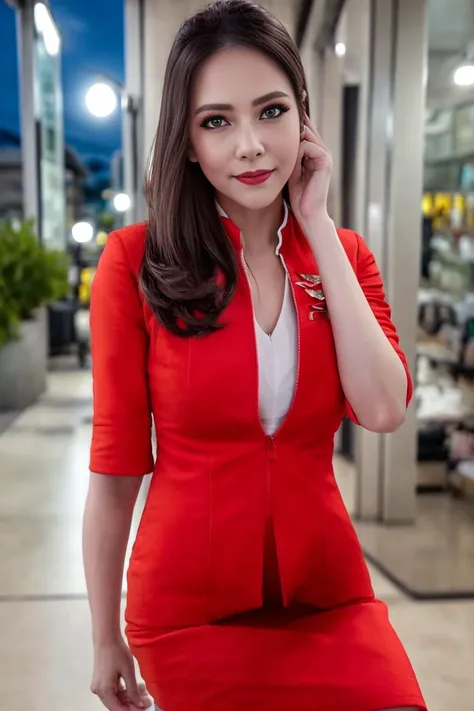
[319,48,343,225]
[142,0,186,177]
[15,0,39,230]
[355,0,427,522]
[124,0,146,224]
[299,0,343,225]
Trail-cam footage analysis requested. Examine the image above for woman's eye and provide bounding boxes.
[200,104,289,129]
[202,116,227,129]
[262,106,281,119]
[261,104,289,120]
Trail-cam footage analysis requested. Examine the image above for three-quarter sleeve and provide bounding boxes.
[89,231,154,475]
[345,232,413,424]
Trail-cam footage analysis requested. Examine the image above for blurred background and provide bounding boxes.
[0,1,473,709]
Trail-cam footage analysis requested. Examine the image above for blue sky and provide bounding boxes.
[0,0,124,159]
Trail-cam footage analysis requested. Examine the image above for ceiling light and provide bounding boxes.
[113,193,131,212]
[72,222,94,243]
[454,64,474,87]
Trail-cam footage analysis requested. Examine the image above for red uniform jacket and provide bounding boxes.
[89,209,412,635]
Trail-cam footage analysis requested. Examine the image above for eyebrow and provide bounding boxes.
[194,91,290,116]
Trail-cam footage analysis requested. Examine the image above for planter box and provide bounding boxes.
[0,308,48,411]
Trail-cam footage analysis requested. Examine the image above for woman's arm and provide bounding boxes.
[289,115,409,433]
[306,214,407,433]
[84,229,154,709]
[83,473,142,645]
[83,473,152,710]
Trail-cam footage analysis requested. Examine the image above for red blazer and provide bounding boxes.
[89,210,412,635]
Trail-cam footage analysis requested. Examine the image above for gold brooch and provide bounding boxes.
[295,273,327,319]
[297,273,321,286]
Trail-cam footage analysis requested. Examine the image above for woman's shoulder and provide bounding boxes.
[104,221,148,277]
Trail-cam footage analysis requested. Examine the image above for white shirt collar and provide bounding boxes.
[216,200,289,256]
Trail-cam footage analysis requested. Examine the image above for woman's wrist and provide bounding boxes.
[93,625,123,648]
[299,211,336,246]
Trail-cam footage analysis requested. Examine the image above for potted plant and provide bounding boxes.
[0,219,70,410]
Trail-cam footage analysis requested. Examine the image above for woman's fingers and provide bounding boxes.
[117,688,153,710]
[303,114,325,145]
[121,668,151,709]
[98,686,126,711]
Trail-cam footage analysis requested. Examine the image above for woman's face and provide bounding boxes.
[189,46,301,212]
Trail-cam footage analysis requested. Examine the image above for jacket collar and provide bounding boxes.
[217,200,290,256]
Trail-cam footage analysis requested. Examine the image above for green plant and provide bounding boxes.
[0,219,70,347]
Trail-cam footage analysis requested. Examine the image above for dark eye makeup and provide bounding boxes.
[199,102,291,130]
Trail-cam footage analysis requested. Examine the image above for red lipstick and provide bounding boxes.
[234,169,274,185]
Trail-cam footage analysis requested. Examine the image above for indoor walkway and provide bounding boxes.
[0,365,473,711]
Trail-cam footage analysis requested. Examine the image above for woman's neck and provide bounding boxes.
[217,194,284,257]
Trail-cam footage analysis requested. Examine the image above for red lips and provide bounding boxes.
[234,169,274,185]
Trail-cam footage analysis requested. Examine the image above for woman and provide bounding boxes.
[83,1,426,710]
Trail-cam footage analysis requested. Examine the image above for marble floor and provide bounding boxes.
[0,366,473,710]
[356,495,474,598]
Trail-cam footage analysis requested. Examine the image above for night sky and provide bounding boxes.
[0,0,125,160]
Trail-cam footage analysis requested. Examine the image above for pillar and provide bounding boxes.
[16,0,40,230]
[124,0,146,224]
[355,0,427,522]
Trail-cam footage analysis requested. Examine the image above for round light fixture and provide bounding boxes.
[85,82,118,118]
[454,64,474,87]
[72,221,94,243]
[335,42,346,58]
[113,193,131,212]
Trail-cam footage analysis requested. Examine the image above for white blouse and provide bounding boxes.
[255,276,298,436]
[216,200,298,436]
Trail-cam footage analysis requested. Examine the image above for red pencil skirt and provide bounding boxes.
[128,523,426,711]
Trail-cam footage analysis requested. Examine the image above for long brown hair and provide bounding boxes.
[140,0,309,337]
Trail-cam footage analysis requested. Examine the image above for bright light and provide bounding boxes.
[34,3,61,56]
[72,222,94,243]
[85,83,118,118]
[454,64,474,87]
[335,42,346,58]
[113,193,131,212]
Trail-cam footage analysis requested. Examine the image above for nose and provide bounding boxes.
[235,122,265,161]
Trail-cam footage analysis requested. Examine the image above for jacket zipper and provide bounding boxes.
[238,213,299,606]
[240,247,275,521]
[239,233,300,608]
[274,250,301,440]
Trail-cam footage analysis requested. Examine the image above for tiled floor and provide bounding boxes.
[1,366,473,710]
[356,495,474,598]
[334,449,474,599]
